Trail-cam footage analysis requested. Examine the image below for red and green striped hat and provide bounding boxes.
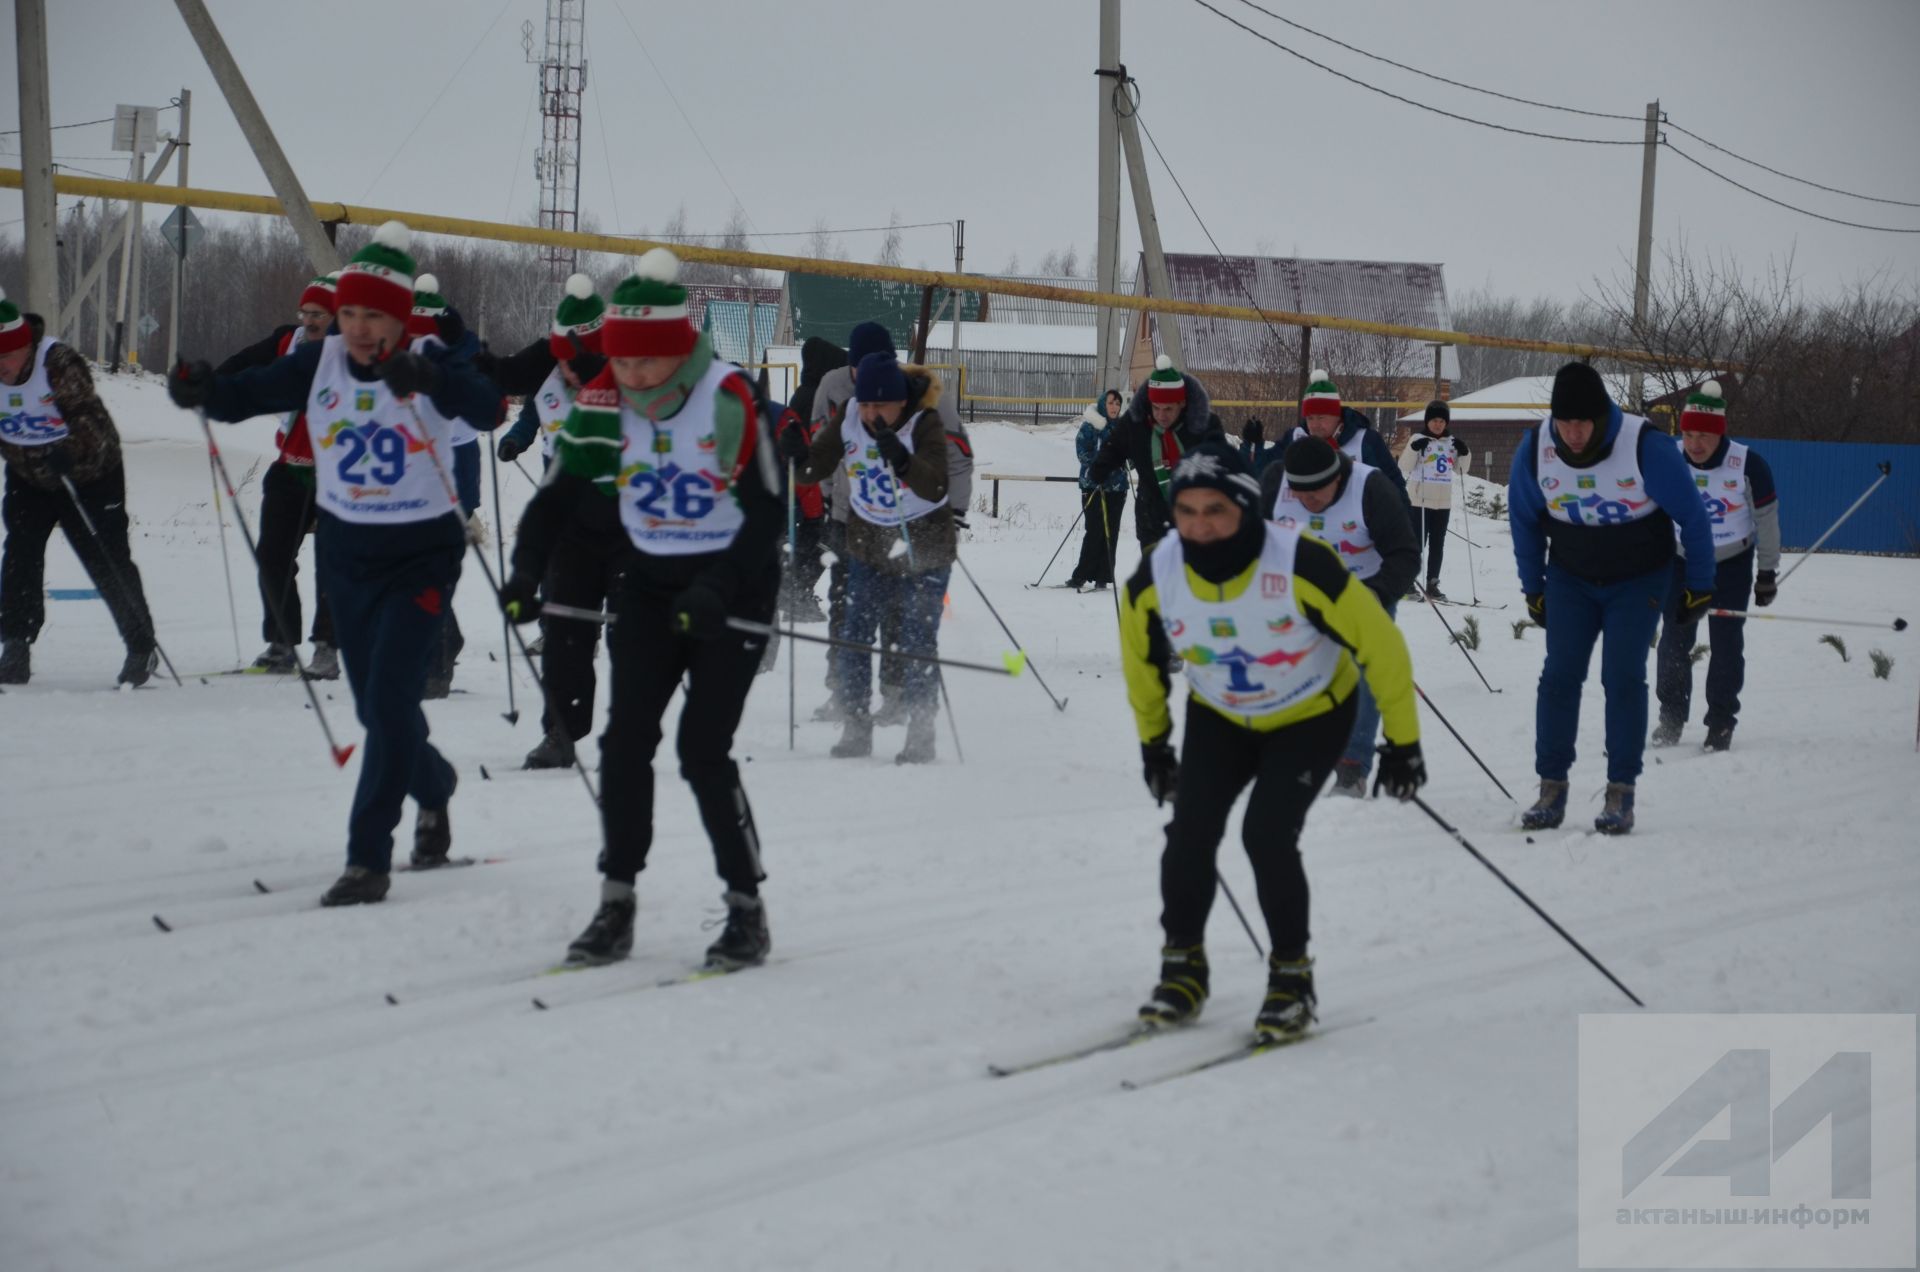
[0,286,29,354]
[335,220,417,321]
[603,248,696,358]
[549,272,606,358]
[1301,369,1341,419]
[407,273,448,339]
[1678,380,1727,435]
[1146,354,1186,405]
[298,272,338,315]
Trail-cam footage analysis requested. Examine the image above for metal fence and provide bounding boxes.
[1756,440,1917,554]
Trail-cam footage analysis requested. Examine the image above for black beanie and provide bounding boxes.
[1282,435,1343,492]
[1550,362,1611,423]
[1423,399,1449,423]
[1167,441,1263,517]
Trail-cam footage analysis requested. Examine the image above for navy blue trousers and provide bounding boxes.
[318,514,464,871]
[1656,548,1753,731]
[1535,562,1667,785]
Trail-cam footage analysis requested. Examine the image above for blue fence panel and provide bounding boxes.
[1750,440,1919,555]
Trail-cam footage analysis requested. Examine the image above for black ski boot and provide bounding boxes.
[321,866,390,907]
[250,642,297,674]
[1520,779,1569,830]
[522,728,576,770]
[1424,581,1447,602]
[117,647,158,687]
[1702,722,1735,753]
[410,772,457,867]
[1329,761,1368,798]
[305,642,341,681]
[1138,944,1209,1028]
[895,711,936,765]
[1254,954,1317,1042]
[566,884,636,965]
[0,640,29,685]
[1651,714,1684,747]
[704,891,771,969]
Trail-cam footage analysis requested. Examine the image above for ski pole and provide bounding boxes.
[487,441,519,726]
[1420,589,1501,693]
[55,475,184,687]
[1456,465,1481,605]
[402,397,598,808]
[1410,795,1644,1007]
[511,454,541,490]
[1413,681,1514,801]
[1215,871,1264,960]
[725,616,1024,678]
[787,459,797,752]
[935,666,965,764]
[1775,461,1891,588]
[1099,491,1124,629]
[194,414,354,766]
[1028,489,1093,588]
[1707,608,1907,632]
[207,450,243,667]
[952,553,1067,712]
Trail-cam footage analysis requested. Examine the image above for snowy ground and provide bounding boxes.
[3,374,1917,1271]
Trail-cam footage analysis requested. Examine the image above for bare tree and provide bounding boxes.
[875,210,904,269]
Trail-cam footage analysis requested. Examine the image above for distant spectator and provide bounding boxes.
[1067,389,1128,589]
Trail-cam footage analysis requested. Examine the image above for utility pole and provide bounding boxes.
[13,0,60,321]
[60,140,176,338]
[1113,72,1183,370]
[168,88,191,369]
[174,0,340,274]
[1093,0,1123,397]
[1630,99,1661,412]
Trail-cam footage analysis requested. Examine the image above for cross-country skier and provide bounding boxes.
[170,221,503,905]
[0,296,160,686]
[499,249,783,970]
[1065,389,1129,590]
[1652,381,1780,752]
[1263,434,1418,796]
[212,272,341,678]
[1089,354,1224,549]
[1240,368,1409,506]
[1121,442,1424,1041]
[1397,399,1472,600]
[1507,362,1715,834]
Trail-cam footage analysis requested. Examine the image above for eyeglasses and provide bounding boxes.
[297,309,331,322]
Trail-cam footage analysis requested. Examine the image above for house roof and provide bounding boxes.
[923,321,1096,357]
[682,283,781,335]
[1136,254,1460,381]
[977,275,1100,327]
[783,272,982,349]
[701,300,781,365]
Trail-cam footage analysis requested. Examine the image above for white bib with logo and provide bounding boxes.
[1269,460,1384,580]
[0,340,70,447]
[533,365,573,460]
[1290,422,1365,461]
[307,334,457,525]
[1680,438,1754,553]
[842,405,947,527]
[1410,436,1461,488]
[1536,414,1658,529]
[616,358,749,556]
[1152,523,1341,720]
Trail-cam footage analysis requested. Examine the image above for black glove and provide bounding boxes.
[1373,740,1427,801]
[871,424,911,475]
[470,349,500,381]
[1244,419,1264,446]
[496,431,528,463]
[435,310,468,349]
[567,352,606,384]
[376,349,445,400]
[1409,435,1430,453]
[1141,733,1179,807]
[670,583,727,640]
[778,420,812,464]
[43,444,75,478]
[1753,570,1777,608]
[1678,587,1714,625]
[1526,593,1547,627]
[499,574,541,624]
[168,358,213,410]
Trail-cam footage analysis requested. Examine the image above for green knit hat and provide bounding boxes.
[603,248,695,358]
[1301,368,1341,419]
[334,220,417,320]
[407,272,448,338]
[1678,379,1727,435]
[551,272,605,356]
[1146,353,1186,405]
[0,286,28,354]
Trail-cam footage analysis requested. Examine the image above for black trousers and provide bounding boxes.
[1071,488,1127,585]
[823,518,848,691]
[254,461,334,645]
[539,524,624,740]
[1656,548,1754,731]
[1415,507,1451,585]
[598,568,778,893]
[1160,692,1357,958]
[782,516,826,614]
[0,463,155,652]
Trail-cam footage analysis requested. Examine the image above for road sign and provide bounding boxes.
[138,314,160,338]
[113,105,160,155]
[160,206,203,257]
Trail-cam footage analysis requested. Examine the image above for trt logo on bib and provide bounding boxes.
[317,386,340,410]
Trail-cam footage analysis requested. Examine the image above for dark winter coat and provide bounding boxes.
[1076,403,1128,493]
[0,337,125,491]
[1088,372,1224,544]
[1259,451,1419,604]
[795,370,954,574]
[1246,406,1410,507]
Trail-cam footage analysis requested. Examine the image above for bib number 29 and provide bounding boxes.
[334,428,406,486]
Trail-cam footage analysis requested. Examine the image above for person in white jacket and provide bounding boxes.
[1397,400,1471,600]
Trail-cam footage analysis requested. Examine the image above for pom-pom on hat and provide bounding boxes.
[1679,379,1728,435]
[407,273,448,339]
[1146,353,1187,405]
[335,220,418,321]
[1282,434,1344,492]
[0,286,30,355]
[549,272,606,358]
[298,273,339,315]
[602,248,697,358]
[1301,369,1341,419]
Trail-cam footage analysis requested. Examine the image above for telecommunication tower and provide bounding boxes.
[522,0,587,278]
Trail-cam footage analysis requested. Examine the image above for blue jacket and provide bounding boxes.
[1507,404,1715,594]
[1076,406,1127,493]
[1244,406,1410,507]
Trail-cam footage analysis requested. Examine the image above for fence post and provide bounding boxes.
[992,479,1000,520]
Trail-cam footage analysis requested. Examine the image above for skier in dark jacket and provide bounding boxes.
[1242,369,1408,508]
[1066,389,1129,589]
[1088,355,1225,547]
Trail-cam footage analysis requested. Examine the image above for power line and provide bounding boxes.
[621,220,955,242]
[0,103,178,137]
[1662,141,1920,234]
[1665,119,1920,210]
[1226,0,1639,122]
[358,0,516,202]
[1187,0,1642,146]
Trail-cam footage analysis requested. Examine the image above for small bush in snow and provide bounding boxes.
[1869,649,1893,679]
[1452,615,1482,651]
[1511,620,1531,641]
[1820,634,1849,663]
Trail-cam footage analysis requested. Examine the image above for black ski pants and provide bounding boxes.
[1414,507,1450,585]
[254,460,334,646]
[1656,547,1753,732]
[538,522,624,741]
[598,568,777,894]
[1160,692,1357,959]
[1071,488,1127,585]
[782,516,827,615]
[0,462,155,652]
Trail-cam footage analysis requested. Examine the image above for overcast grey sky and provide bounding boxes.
[5,0,1918,307]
